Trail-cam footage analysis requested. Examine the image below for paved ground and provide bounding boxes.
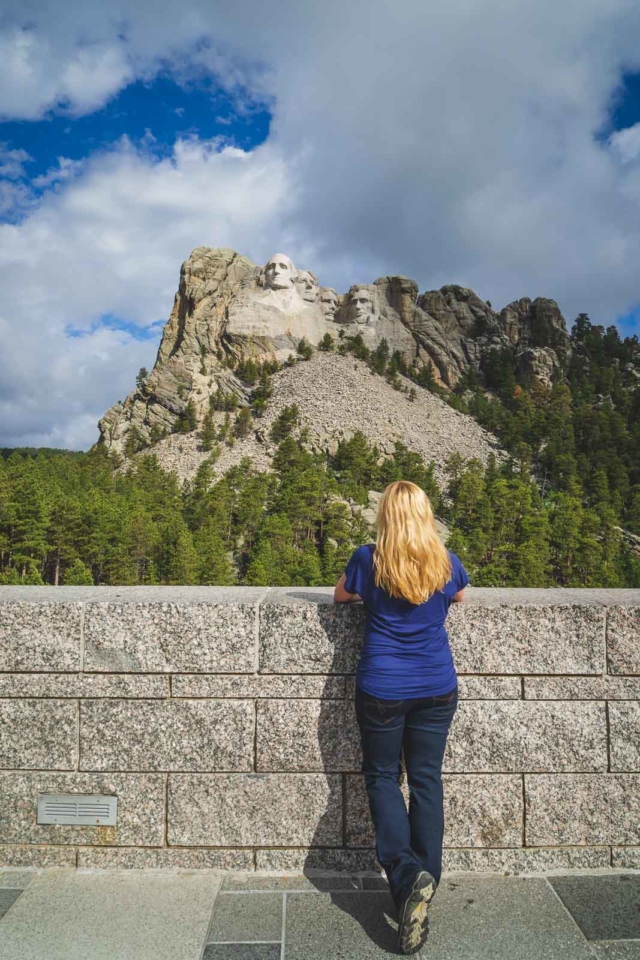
[0,867,639,959]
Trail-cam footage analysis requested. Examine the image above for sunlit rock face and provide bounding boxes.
[96,246,571,455]
[225,254,328,358]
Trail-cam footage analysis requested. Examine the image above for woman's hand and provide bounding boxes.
[334,572,361,603]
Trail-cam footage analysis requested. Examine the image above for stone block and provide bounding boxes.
[608,701,640,771]
[259,591,365,673]
[456,676,522,699]
[79,699,254,771]
[346,773,523,847]
[442,846,610,874]
[611,847,640,869]
[77,847,254,869]
[607,606,640,674]
[525,773,640,844]
[0,600,82,671]
[447,603,604,674]
[256,699,361,771]
[0,699,77,769]
[344,675,522,700]
[168,773,342,846]
[0,845,77,867]
[524,676,640,699]
[0,772,164,846]
[172,674,346,698]
[255,848,380,872]
[0,673,169,698]
[84,590,265,673]
[445,701,607,772]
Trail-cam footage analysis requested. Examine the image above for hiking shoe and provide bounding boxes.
[396,870,437,955]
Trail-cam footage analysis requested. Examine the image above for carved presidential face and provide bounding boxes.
[348,287,375,324]
[320,288,338,319]
[264,254,296,290]
[294,270,319,302]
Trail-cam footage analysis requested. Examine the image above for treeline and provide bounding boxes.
[1,311,639,587]
[1,430,638,587]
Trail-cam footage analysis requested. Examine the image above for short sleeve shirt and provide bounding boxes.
[343,544,470,699]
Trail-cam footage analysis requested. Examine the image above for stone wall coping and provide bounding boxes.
[1,586,639,606]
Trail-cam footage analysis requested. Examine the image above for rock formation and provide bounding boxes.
[97,246,573,455]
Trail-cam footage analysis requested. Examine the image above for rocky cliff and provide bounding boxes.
[95,247,571,461]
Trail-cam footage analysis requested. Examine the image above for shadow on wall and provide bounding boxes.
[286,591,402,950]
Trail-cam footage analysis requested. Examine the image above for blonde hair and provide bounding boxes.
[373,480,452,604]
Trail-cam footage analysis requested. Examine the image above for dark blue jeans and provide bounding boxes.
[354,681,459,909]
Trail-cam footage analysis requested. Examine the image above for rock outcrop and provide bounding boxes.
[96,247,573,456]
[112,352,510,493]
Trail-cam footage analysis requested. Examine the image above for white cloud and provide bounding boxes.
[609,122,640,162]
[0,145,33,179]
[0,135,298,449]
[1,0,640,450]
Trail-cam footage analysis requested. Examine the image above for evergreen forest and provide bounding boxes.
[1,312,639,588]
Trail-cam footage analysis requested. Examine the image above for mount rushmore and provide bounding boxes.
[97,247,571,454]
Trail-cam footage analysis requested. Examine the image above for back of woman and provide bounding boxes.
[334,479,470,956]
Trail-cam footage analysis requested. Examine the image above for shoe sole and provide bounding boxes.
[397,870,436,955]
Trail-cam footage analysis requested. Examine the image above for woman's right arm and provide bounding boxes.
[452,588,465,603]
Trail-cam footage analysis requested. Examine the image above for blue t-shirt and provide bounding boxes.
[343,544,470,699]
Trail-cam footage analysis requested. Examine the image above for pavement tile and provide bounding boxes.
[0,870,39,889]
[0,889,24,920]
[285,877,598,959]
[285,890,399,957]
[206,892,283,943]
[221,873,362,892]
[548,875,640,941]
[203,946,281,959]
[0,868,221,960]
[590,945,640,958]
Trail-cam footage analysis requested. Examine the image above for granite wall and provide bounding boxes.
[0,586,639,874]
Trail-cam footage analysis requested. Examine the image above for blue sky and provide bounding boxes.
[1,74,271,190]
[1,1,640,450]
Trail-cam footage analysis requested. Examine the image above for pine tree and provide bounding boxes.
[234,406,253,439]
[163,520,200,585]
[297,337,313,360]
[318,333,335,352]
[200,410,217,451]
[63,558,94,585]
[8,462,49,579]
[270,404,300,442]
[195,518,236,585]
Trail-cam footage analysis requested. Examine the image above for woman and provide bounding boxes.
[334,479,469,956]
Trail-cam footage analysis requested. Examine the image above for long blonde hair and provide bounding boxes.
[373,480,452,604]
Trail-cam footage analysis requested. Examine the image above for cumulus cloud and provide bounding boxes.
[0,135,298,448]
[1,0,640,450]
[609,122,640,162]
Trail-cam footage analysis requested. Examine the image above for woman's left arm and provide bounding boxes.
[334,572,361,603]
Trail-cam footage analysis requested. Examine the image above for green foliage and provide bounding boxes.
[209,387,238,412]
[135,367,149,390]
[234,406,253,439]
[175,399,198,433]
[200,410,217,451]
[124,425,148,458]
[297,337,313,360]
[0,305,638,587]
[318,333,335,352]
[235,358,259,385]
[270,404,300,442]
[63,558,94,585]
